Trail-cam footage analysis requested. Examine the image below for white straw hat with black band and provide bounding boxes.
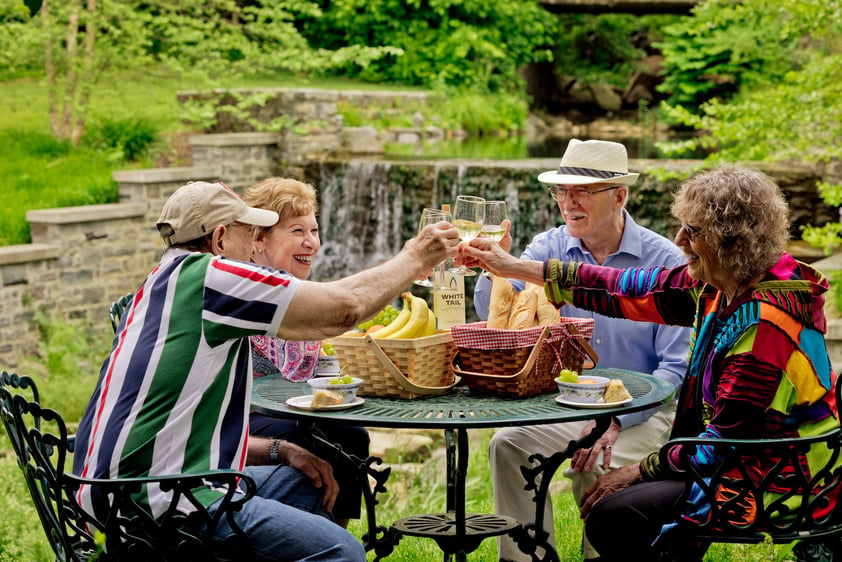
[537,139,639,186]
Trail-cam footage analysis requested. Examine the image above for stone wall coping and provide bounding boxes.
[0,243,59,266]
[189,132,281,147]
[112,166,220,183]
[177,87,429,100]
[26,202,148,224]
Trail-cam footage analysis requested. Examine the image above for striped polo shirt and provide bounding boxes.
[72,249,297,517]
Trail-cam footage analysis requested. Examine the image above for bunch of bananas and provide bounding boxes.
[372,292,437,339]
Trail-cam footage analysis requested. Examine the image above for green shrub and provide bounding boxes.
[84,117,159,162]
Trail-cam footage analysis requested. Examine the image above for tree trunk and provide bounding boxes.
[43,0,59,139]
[61,2,80,142]
[72,0,96,146]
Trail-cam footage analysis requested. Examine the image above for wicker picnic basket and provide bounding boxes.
[331,331,457,399]
[450,319,598,398]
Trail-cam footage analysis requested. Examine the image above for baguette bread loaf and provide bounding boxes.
[487,276,515,329]
[534,283,560,326]
[508,289,538,330]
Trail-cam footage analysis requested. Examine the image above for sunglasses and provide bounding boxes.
[681,223,702,242]
[548,185,620,202]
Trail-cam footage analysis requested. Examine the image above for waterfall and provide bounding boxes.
[314,160,406,281]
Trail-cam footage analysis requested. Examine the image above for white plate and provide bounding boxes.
[285,395,365,411]
[555,395,633,409]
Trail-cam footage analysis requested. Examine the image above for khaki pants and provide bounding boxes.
[489,401,677,561]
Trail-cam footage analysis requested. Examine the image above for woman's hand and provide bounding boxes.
[579,463,643,520]
[457,236,518,276]
[457,234,545,286]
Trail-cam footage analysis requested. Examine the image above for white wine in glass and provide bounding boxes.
[480,200,507,241]
[414,208,452,289]
[450,195,485,276]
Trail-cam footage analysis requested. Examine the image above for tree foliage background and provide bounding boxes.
[654,0,842,251]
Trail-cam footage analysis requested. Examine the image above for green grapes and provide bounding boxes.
[329,374,354,385]
[557,369,578,383]
[322,342,335,356]
[357,304,399,331]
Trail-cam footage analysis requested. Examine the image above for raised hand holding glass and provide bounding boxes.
[450,195,485,276]
[415,208,453,289]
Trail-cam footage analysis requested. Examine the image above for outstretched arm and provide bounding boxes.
[277,221,459,340]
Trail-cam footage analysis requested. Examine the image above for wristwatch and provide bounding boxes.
[269,438,281,463]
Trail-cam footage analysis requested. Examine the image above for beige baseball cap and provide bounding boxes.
[156,181,279,246]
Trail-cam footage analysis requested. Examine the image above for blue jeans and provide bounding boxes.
[209,464,366,561]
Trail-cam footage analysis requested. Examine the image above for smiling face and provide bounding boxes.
[675,221,730,292]
[253,212,320,279]
[555,183,627,255]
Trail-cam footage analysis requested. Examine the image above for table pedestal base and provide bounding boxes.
[393,512,518,558]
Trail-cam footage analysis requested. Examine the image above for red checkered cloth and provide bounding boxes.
[451,318,595,350]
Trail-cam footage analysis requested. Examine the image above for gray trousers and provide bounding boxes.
[489,400,676,561]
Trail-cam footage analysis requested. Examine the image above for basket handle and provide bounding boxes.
[567,324,599,370]
[363,335,458,395]
[450,326,552,381]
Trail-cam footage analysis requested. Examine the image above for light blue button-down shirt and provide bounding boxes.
[473,210,691,429]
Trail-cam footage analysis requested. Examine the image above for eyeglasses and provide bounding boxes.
[548,185,620,202]
[681,223,702,242]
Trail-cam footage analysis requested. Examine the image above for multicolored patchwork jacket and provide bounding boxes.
[545,252,839,489]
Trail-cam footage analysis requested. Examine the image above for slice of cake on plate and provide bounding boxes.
[311,389,344,408]
[603,379,632,403]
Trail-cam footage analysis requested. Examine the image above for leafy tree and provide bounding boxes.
[3,0,397,145]
[300,0,557,93]
[655,1,801,108]
[657,0,842,252]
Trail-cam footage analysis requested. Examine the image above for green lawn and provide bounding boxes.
[0,69,429,247]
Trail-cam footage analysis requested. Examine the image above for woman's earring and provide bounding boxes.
[257,248,264,255]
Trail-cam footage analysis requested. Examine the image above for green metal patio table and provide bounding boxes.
[252,367,674,561]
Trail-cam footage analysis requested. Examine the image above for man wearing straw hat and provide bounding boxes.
[474,139,691,561]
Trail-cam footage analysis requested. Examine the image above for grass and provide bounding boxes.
[0,68,431,247]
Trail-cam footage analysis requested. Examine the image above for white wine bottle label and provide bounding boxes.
[434,268,466,330]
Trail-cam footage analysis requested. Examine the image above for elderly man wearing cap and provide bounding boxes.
[472,140,691,561]
[72,181,459,562]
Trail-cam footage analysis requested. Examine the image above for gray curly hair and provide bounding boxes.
[671,165,790,284]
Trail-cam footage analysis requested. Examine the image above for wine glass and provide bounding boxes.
[480,200,507,241]
[449,195,485,276]
[414,208,452,289]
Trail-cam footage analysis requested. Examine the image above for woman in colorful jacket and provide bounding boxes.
[459,164,839,560]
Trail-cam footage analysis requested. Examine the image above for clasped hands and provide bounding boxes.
[456,219,529,279]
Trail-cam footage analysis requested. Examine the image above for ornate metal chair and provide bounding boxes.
[108,292,134,333]
[659,377,842,562]
[0,371,256,561]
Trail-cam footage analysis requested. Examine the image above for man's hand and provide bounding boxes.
[579,463,643,520]
[569,418,621,474]
[257,439,339,513]
[408,222,460,272]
